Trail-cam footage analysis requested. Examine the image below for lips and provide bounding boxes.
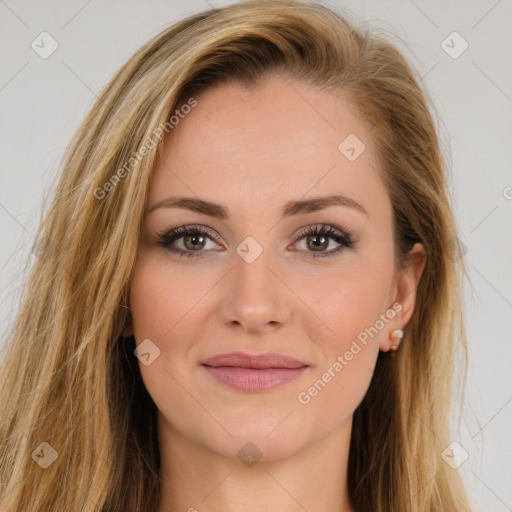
[201,351,309,392]
[201,351,308,369]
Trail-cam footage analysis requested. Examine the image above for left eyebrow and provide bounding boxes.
[145,194,368,218]
[282,194,368,217]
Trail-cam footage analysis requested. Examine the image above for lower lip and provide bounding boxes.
[202,365,308,392]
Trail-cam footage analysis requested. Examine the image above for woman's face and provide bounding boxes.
[127,74,424,462]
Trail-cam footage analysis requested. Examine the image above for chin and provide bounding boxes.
[201,414,312,463]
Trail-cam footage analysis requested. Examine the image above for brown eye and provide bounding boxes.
[183,233,207,251]
[306,234,329,252]
[293,224,356,259]
[156,225,222,258]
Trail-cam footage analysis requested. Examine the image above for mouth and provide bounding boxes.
[201,351,309,392]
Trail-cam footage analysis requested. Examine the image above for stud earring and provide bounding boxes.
[389,328,404,350]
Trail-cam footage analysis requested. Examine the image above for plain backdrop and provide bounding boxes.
[1,1,511,510]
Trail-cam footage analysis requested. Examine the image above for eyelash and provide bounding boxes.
[155,223,356,259]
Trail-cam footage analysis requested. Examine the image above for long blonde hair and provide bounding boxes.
[0,1,471,510]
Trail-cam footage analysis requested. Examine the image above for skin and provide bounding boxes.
[124,73,426,512]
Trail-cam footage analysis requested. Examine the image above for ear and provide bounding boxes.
[380,242,426,352]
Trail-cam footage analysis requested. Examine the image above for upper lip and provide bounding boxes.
[201,351,309,369]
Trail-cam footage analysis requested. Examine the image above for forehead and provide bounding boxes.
[148,75,388,220]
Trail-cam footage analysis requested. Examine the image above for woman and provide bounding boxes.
[0,0,472,510]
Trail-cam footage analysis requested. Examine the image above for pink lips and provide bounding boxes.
[201,351,309,392]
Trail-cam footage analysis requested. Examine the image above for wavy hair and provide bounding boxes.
[0,1,471,510]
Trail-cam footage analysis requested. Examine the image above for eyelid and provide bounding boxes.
[155,224,224,248]
[293,223,349,242]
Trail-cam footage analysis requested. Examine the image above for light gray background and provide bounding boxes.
[1,1,511,510]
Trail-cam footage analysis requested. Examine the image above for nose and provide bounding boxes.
[217,247,292,335]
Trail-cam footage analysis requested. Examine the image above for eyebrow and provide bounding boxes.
[146,194,368,218]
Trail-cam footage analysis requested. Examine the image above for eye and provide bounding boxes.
[155,225,222,258]
[155,223,356,259]
[292,224,356,258]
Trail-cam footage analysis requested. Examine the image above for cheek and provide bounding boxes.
[327,230,395,343]
[128,257,205,435]
[297,254,394,351]
[293,254,394,418]
[128,253,205,341]
[325,277,391,349]
[289,298,385,454]
[128,252,217,388]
